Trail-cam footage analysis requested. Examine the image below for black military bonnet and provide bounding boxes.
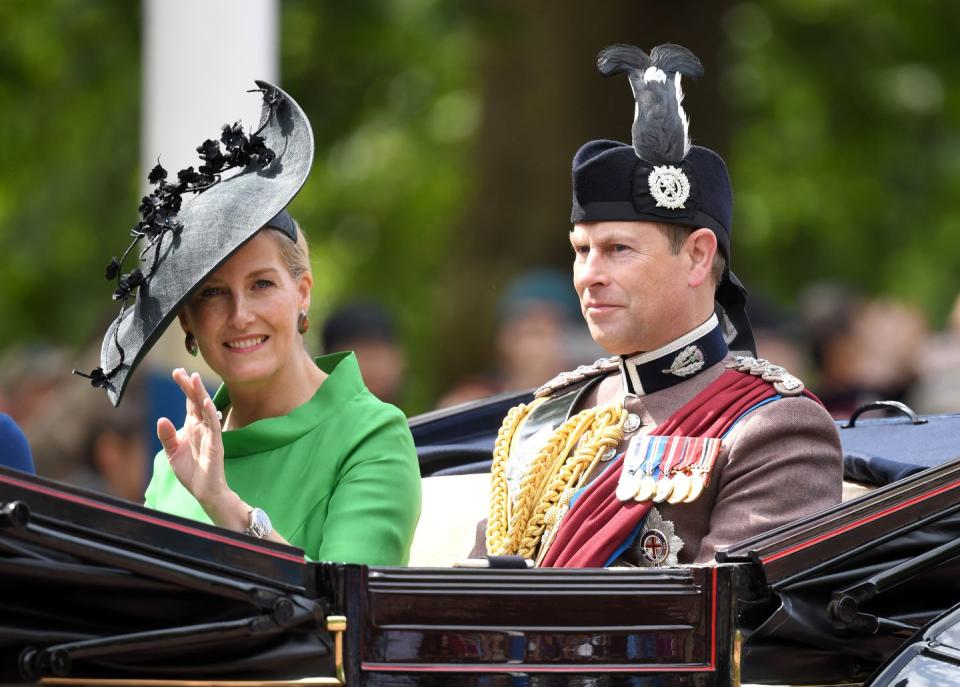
[571,141,733,265]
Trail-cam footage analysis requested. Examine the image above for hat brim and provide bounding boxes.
[99,81,314,406]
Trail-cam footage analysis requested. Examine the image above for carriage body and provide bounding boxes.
[2,396,959,686]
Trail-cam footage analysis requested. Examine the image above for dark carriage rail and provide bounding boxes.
[0,467,310,593]
[718,454,960,587]
[357,565,733,679]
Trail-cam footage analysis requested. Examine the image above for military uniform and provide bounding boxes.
[561,355,840,565]
[475,43,844,567]
[474,317,843,566]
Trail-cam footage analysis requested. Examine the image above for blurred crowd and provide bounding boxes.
[3,270,960,502]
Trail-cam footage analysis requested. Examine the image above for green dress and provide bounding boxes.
[144,352,421,566]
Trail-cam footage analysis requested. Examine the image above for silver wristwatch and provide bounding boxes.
[244,507,273,539]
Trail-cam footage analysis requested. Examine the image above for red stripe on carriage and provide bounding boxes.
[360,663,717,673]
[0,472,306,564]
[762,477,960,564]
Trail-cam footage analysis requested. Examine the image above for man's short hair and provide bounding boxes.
[654,223,726,288]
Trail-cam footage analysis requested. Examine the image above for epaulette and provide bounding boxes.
[726,356,805,396]
[534,356,622,399]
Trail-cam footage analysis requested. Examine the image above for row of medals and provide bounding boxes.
[616,468,707,505]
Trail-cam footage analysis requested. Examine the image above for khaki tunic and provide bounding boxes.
[473,356,843,565]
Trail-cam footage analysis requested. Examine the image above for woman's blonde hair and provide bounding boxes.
[270,221,310,279]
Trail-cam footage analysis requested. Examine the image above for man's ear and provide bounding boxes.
[685,228,717,289]
[297,271,314,312]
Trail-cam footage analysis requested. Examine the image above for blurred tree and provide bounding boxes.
[0,0,139,348]
[431,0,731,402]
[280,0,485,411]
[4,0,959,414]
[722,1,960,321]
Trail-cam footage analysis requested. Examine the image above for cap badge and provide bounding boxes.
[663,345,705,377]
[637,507,684,567]
[648,165,690,210]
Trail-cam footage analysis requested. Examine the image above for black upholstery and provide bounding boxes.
[838,411,960,486]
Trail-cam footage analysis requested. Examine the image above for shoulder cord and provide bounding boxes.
[487,399,626,558]
[486,398,544,554]
[525,403,625,561]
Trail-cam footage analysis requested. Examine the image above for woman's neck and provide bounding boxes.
[222,349,327,429]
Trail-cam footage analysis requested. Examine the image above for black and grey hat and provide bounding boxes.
[76,80,314,405]
[571,44,755,354]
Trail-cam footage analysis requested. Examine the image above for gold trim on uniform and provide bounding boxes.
[487,399,627,561]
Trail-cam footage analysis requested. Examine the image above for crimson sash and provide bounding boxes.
[540,370,817,568]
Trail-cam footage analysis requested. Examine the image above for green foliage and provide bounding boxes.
[0,0,481,412]
[0,0,140,348]
[4,0,958,411]
[723,1,960,321]
[280,0,483,410]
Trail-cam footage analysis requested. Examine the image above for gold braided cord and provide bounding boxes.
[518,403,626,559]
[486,398,626,559]
[486,399,544,555]
[529,408,597,508]
[505,407,598,553]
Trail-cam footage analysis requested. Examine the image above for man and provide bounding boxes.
[476,43,842,568]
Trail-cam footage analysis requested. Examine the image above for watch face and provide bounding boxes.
[248,507,273,538]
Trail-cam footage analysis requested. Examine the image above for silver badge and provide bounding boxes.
[662,345,705,377]
[648,165,690,210]
[534,356,622,398]
[774,374,804,396]
[726,356,805,397]
[636,507,684,567]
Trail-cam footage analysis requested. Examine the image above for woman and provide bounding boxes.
[78,82,420,565]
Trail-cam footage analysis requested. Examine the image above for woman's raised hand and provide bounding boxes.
[156,369,228,509]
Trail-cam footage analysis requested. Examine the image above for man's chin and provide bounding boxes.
[588,328,635,357]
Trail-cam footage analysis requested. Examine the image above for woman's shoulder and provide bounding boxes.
[335,390,413,455]
[299,374,400,424]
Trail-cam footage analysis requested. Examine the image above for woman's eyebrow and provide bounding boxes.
[247,268,280,278]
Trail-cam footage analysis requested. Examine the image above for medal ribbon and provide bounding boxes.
[540,369,821,568]
[617,435,670,501]
[660,436,686,477]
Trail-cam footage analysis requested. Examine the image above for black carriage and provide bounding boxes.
[2,398,959,686]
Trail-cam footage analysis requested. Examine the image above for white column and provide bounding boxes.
[144,0,279,174]
[141,0,279,377]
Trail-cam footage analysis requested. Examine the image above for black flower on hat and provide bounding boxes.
[74,82,314,403]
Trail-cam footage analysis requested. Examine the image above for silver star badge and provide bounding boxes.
[635,507,684,567]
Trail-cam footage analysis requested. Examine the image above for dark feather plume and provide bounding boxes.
[597,44,651,76]
[649,44,704,79]
[597,43,704,164]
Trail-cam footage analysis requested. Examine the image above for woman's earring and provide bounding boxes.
[184,333,198,357]
[297,310,309,335]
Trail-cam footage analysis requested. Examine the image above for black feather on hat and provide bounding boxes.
[571,43,756,355]
[597,43,703,164]
[76,81,314,406]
